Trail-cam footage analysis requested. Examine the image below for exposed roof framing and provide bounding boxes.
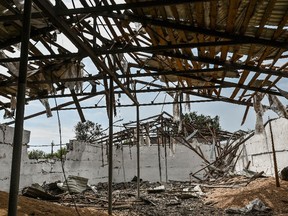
[95,111,244,147]
[0,0,287,122]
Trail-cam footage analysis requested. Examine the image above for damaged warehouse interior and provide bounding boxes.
[0,0,288,215]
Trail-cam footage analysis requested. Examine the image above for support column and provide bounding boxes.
[108,76,114,215]
[8,1,32,215]
[136,105,140,198]
[157,128,162,182]
[268,118,280,187]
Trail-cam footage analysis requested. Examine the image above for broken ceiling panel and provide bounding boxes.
[0,0,286,121]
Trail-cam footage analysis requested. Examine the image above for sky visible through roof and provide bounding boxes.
[21,78,280,153]
[0,0,287,153]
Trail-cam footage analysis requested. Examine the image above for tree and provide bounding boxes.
[183,111,221,131]
[74,120,103,142]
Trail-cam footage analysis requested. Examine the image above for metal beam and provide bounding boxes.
[4,95,95,125]
[108,76,114,215]
[8,1,32,215]
[104,12,288,50]
[2,77,280,103]
[155,51,288,78]
[49,98,253,110]
[33,0,138,105]
[91,40,251,55]
[3,88,255,127]
[0,52,83,63]
[136,104,140,198]
[0,0,217,22]
[70,89,86,123]
[0,40,250,63]
[55,0,218,16]
[0,67,226,87]
[0,26,55,50]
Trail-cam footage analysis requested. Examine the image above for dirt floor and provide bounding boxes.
[1,176,288,216]
[204,176,288,215]
[0,191,108,216]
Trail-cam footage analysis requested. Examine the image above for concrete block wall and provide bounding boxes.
[235,118,288,176]
[0,124,212,193]
[0,137,109,193]
[2,118,288,194]
[0,125,32,192]
[113,144,212,182]
[0,124,30,144]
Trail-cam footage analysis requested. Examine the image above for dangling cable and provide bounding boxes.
[53,95,81,215]
[51,65,81,216]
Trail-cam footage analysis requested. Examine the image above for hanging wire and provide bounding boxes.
[53,96,81,216]
[139,79,157,90]
[151,91,161,103]
[95,95,105,106]
[49,62,81,216]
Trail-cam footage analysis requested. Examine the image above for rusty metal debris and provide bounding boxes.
[57,175,89,194]
[22,183,60,201]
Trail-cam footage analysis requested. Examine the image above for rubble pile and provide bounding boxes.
[15,174,288,216]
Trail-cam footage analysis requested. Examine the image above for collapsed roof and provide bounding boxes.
[0,0,287,123]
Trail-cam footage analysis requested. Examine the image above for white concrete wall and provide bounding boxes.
[113,144,212,182]
[235,118,288,176]
[0,139,109,193]
[2,118,287,194]
[0,124,212,193]
[0,124,30,144]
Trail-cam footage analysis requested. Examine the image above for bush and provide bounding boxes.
[53,147,67,159]
[28,149,46,159]
[28,147,67,160]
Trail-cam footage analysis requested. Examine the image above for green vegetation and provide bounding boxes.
[74,120,103,142]
[28,147,67,160]
[28,149,46,160]
[183,111,221,131]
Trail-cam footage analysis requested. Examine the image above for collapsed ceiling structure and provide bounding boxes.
[0,0,287,215]
[0,0,287,124]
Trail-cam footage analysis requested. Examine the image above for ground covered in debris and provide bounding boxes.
[1,176,288,216]
[205,176,288,215]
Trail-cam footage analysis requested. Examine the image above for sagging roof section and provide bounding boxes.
[0,0,287,122]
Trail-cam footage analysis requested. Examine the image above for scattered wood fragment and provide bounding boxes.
[166,201,181,206]
[245,171,265,186]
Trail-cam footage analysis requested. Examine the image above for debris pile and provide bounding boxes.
[16,174,288,215]
[205,176,288,215]
[20,177,227,215]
